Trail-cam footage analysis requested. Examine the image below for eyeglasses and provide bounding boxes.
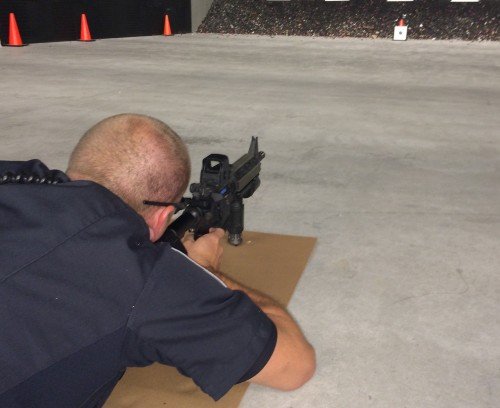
[143,200,188,214]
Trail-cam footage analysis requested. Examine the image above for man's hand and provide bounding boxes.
[185,228,316,391]
[182,228,225,271]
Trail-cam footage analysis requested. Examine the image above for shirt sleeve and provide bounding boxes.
[123,246,277,400]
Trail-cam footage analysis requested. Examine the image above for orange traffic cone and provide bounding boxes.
[6,13,27,47]
[79,14,95,42]
[163,15,172,36]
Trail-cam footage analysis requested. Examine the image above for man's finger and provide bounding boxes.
[209,228,225,238]
[182,232,195,243]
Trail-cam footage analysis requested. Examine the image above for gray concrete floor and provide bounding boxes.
[1,34,499,408]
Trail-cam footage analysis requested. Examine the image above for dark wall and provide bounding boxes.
[0,0,191,44]
[199,0,499,41]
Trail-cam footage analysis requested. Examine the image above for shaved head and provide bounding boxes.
[67,114,190,215]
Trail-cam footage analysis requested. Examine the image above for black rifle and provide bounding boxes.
[152,137,265,253]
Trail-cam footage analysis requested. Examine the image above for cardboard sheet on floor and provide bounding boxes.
[104,231,317,408]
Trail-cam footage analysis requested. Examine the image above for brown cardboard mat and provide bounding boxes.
[104,231,317,408]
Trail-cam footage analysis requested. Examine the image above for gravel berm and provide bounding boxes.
[198,0,499,41]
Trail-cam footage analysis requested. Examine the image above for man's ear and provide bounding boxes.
[146,206,175,242]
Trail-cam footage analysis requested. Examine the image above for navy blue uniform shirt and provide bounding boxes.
[0,160,277,407]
